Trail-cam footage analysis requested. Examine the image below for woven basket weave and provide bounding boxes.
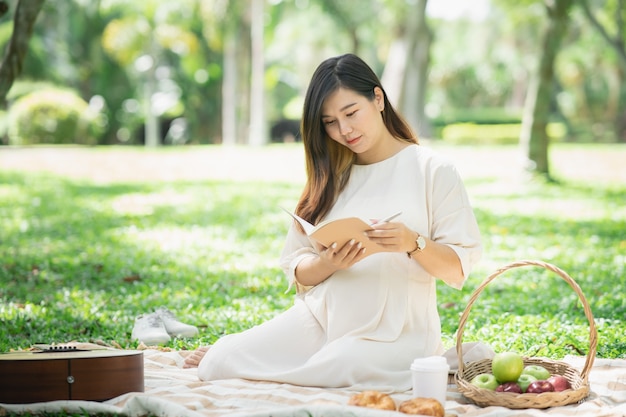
[454,260,598,409]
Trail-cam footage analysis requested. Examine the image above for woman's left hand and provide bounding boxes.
[367,220,466,287]
[365,221,416,253]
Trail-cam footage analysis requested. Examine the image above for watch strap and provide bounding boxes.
[407,234,425,258]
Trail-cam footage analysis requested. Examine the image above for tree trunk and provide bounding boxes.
[221,30,237,146]
[381,38,408,108]
[0,0,46,106]
[248,0,265,146]
[143,45,160,147]
[618,66,626,142]
[519,0,574,177]
[401,0,432,139]
[382,0,432,139]
[579,0,626,142]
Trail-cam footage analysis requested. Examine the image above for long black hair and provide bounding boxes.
[296,53,417,225]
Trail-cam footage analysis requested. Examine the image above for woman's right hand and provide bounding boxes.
[317,239,366,271]
[295,239,367,287]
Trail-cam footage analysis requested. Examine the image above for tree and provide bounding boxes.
[401,0,432,138]
[381,0,432,138]
[519,0,575,178]
[0,0,46,106]
[248,0,265,146]
[101,0,202,146]
[317,0,383,55]
[579,0,626,141]
[199,0,252,145]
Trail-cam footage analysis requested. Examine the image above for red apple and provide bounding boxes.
[547,375,571,391]
[526,380,555,393]
[496,382,523,393]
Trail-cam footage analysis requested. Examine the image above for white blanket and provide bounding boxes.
[2,350,625,417]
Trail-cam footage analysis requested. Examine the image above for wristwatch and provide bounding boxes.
[407,233,426,258]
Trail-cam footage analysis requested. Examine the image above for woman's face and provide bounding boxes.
[321,87,389,161]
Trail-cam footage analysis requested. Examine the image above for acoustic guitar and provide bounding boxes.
[0,345,144,404]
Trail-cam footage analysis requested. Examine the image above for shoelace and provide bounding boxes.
[157,308,177,320]
[143,313,163,328]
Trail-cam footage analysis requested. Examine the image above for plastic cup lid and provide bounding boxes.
[410,355,450,371]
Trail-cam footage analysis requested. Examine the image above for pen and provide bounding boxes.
[370,211,402,226]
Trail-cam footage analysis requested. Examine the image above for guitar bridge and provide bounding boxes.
[32,344,88,353]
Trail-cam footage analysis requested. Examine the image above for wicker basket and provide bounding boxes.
[454,260,598,409]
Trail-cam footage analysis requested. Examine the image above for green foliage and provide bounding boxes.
[101,17,151,67]
[6,80,63,102]
[3,0,620,145]
[0,20,14,45]
[7,88,104,145]
[0,145,624,364]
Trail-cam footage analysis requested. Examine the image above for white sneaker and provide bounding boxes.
[156,307,199,338]
[131,313,171,345]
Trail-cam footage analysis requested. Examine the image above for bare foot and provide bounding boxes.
[183,346,209,368]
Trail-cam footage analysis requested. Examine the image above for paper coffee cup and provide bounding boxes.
[410,356,450,406]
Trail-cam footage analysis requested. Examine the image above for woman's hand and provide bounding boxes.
[366,221,465,286]
[365,221,416,253]
[316,239,366,270]
[294,240,366,287]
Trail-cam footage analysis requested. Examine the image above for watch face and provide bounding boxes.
[417,236,426,250]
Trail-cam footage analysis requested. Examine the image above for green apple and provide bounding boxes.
[522,365,551,381]
[491,352,524,383]
[517,373,537,392]
[471,373,499,391]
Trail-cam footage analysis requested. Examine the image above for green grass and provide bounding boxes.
[0,175,297,350]
[1,143,625,362]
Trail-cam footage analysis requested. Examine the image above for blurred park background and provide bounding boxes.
[1,0,625,356]
[0,0,625,173]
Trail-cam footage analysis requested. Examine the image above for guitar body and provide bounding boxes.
[0,349,144,404]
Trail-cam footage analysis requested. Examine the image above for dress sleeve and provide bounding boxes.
[279,221,318,293]
[429,161,483,290]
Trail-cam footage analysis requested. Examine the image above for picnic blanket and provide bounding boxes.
[2,349,625,417]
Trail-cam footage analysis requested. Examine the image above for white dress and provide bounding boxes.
[197,145,482,392]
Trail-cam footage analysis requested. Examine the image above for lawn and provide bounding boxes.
[1,142,625,361]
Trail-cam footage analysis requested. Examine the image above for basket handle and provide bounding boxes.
[455,260,597,382]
